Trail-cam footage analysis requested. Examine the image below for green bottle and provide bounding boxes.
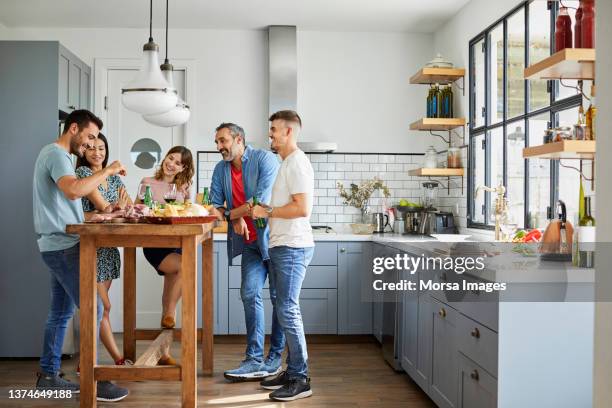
[252,196,265,228]
[202,187,210,205]
[144,185,153,208]
[578,196,595,268]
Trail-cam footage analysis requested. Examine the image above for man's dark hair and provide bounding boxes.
[215,122,246,144]
[269,110,302,128]
[62,109,103,135]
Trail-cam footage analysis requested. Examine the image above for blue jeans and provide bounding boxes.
[40,244,103,376]
[241,242,285,362]
[268,246,314,378]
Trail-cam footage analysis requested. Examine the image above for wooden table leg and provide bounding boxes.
[181,237,197,407]
[79,236,97,408]
[123,247,136,361]
[201,237,214,375]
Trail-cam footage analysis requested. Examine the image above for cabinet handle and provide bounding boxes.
[438,308,446,318]
[471,327,480,339]
[470,369,480,381]
[340,248,346,253]
[68,105,76,110]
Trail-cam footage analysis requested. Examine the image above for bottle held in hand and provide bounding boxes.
[252,196,266,228]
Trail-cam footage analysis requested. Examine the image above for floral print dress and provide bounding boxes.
[76,166,123,282]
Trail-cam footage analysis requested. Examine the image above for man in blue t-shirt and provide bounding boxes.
[33,110,129,402]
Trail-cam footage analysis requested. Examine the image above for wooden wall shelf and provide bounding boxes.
[522,140,595,160]
[410,118,466,131]
[409,168,465,177]
[410,67,465,84]
[524,48,595,80]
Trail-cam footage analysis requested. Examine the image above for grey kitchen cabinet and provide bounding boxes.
[197,242,228,334]
[414,287,433,393]
[400,259,420,379]
[228,288,338,334]
[338,242,372,334]
[371,243,385,343]
[0,41,91,357]
[430,296,459,408]
[58,44,91,112]
[457,353,497,408]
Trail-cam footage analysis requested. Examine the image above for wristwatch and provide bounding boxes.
[265,206,274,215]
[223,208,231,221]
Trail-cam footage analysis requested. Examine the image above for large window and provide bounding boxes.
[468,0,585,229]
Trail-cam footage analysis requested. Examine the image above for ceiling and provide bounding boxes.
[0,0,470,33]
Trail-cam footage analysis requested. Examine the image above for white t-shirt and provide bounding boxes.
[269,149,315,248]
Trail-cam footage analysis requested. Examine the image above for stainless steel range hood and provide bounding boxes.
[268,26,337,153]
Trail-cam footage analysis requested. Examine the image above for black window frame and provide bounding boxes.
[467,0,583,230]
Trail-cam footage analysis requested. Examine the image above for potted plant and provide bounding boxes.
[337,177,391,225]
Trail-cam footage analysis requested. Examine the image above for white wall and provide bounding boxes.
[0,26,434,155]
[593,0,612,405]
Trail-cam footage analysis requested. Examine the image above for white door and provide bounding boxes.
[105,68,186,330]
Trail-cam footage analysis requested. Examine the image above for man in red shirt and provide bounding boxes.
[210,123,284,381]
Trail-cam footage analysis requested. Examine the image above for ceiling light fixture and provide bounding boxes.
[143,0,191,127]
[121,0,177,115]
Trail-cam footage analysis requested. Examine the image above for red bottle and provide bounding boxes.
[555,7,573,52]
[581,0,595,48]
[575,1,583,48]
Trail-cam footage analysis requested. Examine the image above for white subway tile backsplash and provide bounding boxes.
[336,163,353,172]
[379,155,396,164]
[319,163,336,171]
[386,163,404,172]
[370,164,386,172]
[344,154,362,163]
[353,163,369,171]
[362,155,379,163]
[315,171,328,180]
[327,171,345,180]
[318,180,336,189]
[310,155,328,163]
[328,154,345,163]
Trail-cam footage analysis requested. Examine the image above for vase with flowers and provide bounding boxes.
[337,177,391,224]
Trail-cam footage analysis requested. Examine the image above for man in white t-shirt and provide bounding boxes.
[251,110,314,402]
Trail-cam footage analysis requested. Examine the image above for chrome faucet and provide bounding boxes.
[475,183,508,241]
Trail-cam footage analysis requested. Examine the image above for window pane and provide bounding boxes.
[489,127,504,226]
[528,0,551,111]
[556,107,582,224]
[507,9,525,119]
[506,120,525,227]
[555,1,580,101]
[527,113,551,228]
[471,133,485,224]
[472,39,486,128]
[489,24,504,124]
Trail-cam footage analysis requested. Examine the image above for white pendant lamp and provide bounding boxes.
[121,0,177,115]
[143,0,190,127]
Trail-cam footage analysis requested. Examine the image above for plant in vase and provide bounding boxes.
[337,177,391,224]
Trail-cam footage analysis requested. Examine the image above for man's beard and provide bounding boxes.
[70,136,86,157]
[221,145,238,162]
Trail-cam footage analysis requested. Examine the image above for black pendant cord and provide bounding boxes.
[148,0,153,42]
[165,0,169,63]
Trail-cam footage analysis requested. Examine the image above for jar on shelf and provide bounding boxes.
[423,146,438,169]
[447,147,462,168]
[554,126,573,142]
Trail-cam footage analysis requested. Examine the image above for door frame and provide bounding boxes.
[93,58,197,146]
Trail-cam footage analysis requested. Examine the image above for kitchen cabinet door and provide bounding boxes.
[68,61,81,111]
[430,296,459,408]
[228,288,338,334]
[414,290,432,393]
[457,353,497,408]
[338,242,372,334]
[371,244,385,343]
[58,51,70,111]
[80,69,90,110]
[401,261,419,378]
[197,242,228,334]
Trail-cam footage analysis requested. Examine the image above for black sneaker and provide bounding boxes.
[260,370,290,390]
[35,372,79,394]
[96,381,129,402]
[269,377,312,401]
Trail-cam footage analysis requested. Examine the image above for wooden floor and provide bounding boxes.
[0,338,435,408]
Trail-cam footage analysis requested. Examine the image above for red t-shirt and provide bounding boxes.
[231,164,257,244]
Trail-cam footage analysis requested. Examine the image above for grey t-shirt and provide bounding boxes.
[33,143,84,252]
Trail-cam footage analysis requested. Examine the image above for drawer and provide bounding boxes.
[230,242,338,266]
[452,274,499,332]
[229,265,337,289]
[457,313,498,377]
[457,353,497,408]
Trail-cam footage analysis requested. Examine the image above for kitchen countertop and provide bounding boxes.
[213,230,476,243]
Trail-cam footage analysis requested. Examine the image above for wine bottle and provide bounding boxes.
[578,196,595,268]
[585,84,596,140]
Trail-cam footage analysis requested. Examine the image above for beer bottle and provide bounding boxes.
[252,196,265,228]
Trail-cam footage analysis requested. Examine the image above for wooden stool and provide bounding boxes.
[67,223,215,408]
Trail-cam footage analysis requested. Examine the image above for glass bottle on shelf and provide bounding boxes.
[447,147,461,168]
[555,6,573,52]
[581,0,595,48]
[575,1,583,48]
[427,87,433,118]
[423,146,438,169]
[431,84,440,118]
[585,84,596,140]
[578,196,595,268]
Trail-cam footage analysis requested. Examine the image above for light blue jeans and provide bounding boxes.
[241,242,285,362]
[40,244,103,376]
[268,246,314,379]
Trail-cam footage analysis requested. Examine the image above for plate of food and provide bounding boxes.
[144,202,218,224]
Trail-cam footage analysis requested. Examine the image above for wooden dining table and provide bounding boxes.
[66,222,215,408]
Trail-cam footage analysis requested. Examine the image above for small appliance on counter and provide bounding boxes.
[372,212,391,233]
[540,200,573,261]
[426,211,458,235]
